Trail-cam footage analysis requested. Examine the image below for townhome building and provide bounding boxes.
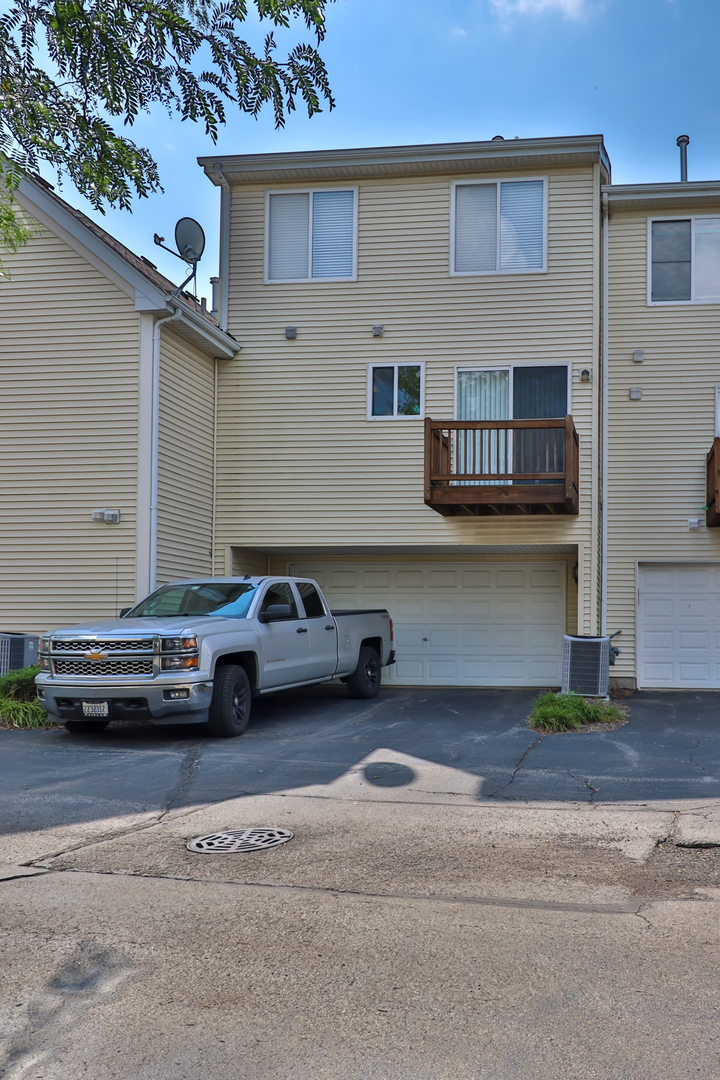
[199,136,610,688]
[0,173,237,633]
[603,177,720,689]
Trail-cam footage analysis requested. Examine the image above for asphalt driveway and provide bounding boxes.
[2,686,719,844]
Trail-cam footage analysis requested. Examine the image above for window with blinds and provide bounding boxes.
[452,179,546,275]
[267,189,356,281]
[651,216,720,303]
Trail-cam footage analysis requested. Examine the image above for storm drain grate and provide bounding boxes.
[187,828,294,854]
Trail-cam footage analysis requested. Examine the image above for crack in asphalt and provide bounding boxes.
[567,769,598,804]
[159,742,203,819]
[486,734,546,798]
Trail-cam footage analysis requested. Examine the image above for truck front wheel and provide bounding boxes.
[208,664,251,737]
[346,646,381,700]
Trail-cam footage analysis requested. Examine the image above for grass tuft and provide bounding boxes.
[529,691,626,733]
[0,665,53,728]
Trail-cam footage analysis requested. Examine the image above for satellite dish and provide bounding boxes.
[174,217,205,265]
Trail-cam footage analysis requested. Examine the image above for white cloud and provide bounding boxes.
[490,0,589,18]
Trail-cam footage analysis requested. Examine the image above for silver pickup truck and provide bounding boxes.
[35,577,395,737]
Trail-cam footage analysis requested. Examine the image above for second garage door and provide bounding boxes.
[638,563,720,688]
[289,561,565,687]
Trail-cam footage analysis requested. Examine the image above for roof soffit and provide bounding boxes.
[603,181,720,211]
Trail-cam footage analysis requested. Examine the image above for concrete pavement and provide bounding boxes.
[1,686,719,1078]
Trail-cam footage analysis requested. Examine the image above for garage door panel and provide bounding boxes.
[638,564,720,688]
[290,560,565,687]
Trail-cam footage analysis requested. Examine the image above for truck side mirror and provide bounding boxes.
[258,604,293,623]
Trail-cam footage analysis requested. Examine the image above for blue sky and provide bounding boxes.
[45,0,720,301]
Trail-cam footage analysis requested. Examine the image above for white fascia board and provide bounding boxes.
[16,177,239,359]
[16,178,169,310]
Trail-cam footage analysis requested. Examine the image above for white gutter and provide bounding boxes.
[149,307,183,592]
[213,164,232,331]
[601,191,609,635]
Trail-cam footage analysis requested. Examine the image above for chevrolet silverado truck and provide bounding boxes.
[35,577,395,737]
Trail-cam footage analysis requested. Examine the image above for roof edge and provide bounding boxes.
[603,180,720,210]
[200,135,610,185]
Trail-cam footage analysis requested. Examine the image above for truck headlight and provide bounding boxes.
[39,637,51,654]
[161,636,198,652]
[161,655,199,670]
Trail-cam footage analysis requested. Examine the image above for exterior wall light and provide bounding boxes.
[580,369,591,383]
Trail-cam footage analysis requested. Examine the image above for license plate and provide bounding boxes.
[82,701,109,717]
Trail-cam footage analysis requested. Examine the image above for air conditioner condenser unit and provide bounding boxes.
[0,633,40,678]
[561,635,610,697]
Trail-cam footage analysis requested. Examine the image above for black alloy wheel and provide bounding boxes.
[346,646,381,699]
[208,664,251,737]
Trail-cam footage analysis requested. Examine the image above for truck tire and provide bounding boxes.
[346,646,381,700]
[207,664,251,737]
[63,720,109,734]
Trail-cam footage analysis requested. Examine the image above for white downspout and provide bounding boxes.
[601,191,609,635]
[213,165,231,331]
[149,306,182,592]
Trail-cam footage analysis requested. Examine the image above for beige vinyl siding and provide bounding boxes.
[606,205,720,682]
[230,547,268,576]
[156,327,214,584]
[216,167,600,631]
[0,217,140,632]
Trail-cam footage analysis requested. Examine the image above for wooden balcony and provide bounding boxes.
[707,438,720,527]
[424,416,579,517]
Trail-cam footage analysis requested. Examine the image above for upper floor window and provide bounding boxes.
[451,178,546,276]
[650,217,720,303]
[368,363,424,419]
[265,188,357,283]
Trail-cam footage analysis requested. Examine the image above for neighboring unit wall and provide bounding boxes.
[0,216,140,632]
[156,327,215,584]
[606,204,720,682]
[216,166,602,632]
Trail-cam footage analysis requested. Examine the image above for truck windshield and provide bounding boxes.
[127,582,257,619]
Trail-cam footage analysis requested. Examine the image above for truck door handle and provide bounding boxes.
[296,627,308,634]
[325,625,334,631]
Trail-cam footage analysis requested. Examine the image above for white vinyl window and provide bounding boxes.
[649,216,720,304]
[368,363,424,419]
[451,178,547,276]
[265,188,358,282]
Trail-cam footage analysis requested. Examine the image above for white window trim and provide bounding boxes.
[264,186,358,284]
[367,362,425,421]
[450,176,548,278]
[453,362,572,419]
[647,214,720,306]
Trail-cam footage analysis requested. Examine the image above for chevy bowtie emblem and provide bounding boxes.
[86,651,107,661]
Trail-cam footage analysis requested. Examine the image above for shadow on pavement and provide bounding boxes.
[1,686,719,837]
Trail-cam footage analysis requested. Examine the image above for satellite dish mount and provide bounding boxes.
[153,217,206,299]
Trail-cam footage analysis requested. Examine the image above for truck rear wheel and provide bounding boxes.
[207,664,251,737]
[63,720,109,734]
[346,646,381,700]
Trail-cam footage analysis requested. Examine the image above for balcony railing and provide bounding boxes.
[707,438,720,527]
[424,416,579,516]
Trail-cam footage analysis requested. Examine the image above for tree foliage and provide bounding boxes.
[0,0,335,264]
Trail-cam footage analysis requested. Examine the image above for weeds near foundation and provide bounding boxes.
[528,691,626,733]
[0,665,51,728]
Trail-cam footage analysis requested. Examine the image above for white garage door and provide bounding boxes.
[638,563,720,688]
[289,561,565,687]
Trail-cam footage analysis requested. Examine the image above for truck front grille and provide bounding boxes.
[53,659,154,676]
[52,639,154,653]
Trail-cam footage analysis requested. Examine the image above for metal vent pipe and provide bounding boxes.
[677,135,689,182]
